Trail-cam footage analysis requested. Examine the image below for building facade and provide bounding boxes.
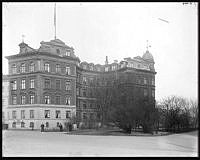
[5,38,156,130]
[2,75,9,129]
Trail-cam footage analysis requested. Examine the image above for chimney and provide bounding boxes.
[105,56,108,65]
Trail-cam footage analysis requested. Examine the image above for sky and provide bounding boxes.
[2,2,198,101]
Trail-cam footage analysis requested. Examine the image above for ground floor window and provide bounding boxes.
[21,122,25,128]
[12,122,16,128]
[30,122,34,128]
[46,122,49,128]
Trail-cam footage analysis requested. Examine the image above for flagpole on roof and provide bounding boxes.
[54,3,56,40]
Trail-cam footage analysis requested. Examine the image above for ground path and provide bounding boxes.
[3,130,198,157]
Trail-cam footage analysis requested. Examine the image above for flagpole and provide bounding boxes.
[54,3,56,39]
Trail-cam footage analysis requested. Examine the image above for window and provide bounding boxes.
[21,95,26,104]
[11,64,17,74]
[83,113,87,120]
[66,111,71,118]
[20,63,26,73]
[89,65,94,71]
[152,78,155,86]
[44,63,50,72]
[83,103,86,109]
[144,89,148,97]
[56,110,61,119]
[66,97,71,105]
[30,122,34,128]
[12,95,17,105]
[44,79,50,88]
[46,122,49,128]
[45,110,50,118]
[11,80,17,90]
[21,122,25,128]
[30,79,35,88]
[137,78,141,84]
[56,49,60,54]
[55,96,60,105]
[83,76,87,84]
[65,81,71,91]
[105,67,109,72]
[12,111,17,119]
[56,64,61,73]
[97,67,101,72]
[21,79,26,89]
[56,80,61,90]
[128,63,134,68]
[152,90,155,98]
[30,110,34,119]
[90,113,94,120]
[66,66,70,75]
[144,78,147,85]
[21,110,25,119]
[57,122,60,127]
[66,51,70,56]
[82,89,86,97]
[44,95,50,104]
[30,95,35,104]
[12,122,16,128]
[30,62,35,72]
[76,88,79,96]
[112,65,116,71]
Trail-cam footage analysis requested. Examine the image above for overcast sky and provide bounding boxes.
[2,2,198,101]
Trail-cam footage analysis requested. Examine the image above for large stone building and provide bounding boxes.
[5,38,156,130]
[2,75,9,129]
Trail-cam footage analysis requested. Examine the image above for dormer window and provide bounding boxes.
[112,65,116,71]
[97,67,101,72]
[89,66,94,71]
[105,67,109,72]
[66,51,70,56]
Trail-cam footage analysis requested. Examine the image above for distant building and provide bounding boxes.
[5,38,156,130]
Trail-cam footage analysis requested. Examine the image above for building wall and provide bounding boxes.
[6,39,156,129]
[7,105,76,129]
[2,76,9,125]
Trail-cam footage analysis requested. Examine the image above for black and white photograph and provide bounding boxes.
[2,2,198,157]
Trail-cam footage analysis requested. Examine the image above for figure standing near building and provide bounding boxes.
[41,123,44,132]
